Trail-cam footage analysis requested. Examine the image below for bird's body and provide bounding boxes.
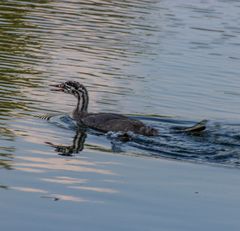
[75,112,158,136]
[51,81,158,136]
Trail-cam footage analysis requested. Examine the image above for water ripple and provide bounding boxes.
[1,0,240,171]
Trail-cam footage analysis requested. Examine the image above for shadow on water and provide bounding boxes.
[45,114,240,168]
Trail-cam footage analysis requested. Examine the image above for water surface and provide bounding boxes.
[1,0,240,230]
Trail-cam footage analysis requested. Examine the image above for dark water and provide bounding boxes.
[1,0,240,230]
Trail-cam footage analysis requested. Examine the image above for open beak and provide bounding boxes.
[50,83,65,92]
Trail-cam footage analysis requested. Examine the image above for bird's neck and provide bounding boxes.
[73,87,89,119]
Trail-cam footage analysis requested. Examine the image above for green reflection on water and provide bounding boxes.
[0,1,51,169]
[0,125,15,169]
[0,1,47,117]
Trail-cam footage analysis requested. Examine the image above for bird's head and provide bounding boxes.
[51,81,87,97]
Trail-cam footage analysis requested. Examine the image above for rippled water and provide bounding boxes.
[1,0,240,230]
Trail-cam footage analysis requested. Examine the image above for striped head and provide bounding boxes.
[51,81,89,111]
[51,81,86,95]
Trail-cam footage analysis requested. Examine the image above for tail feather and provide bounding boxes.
[172,120,208,133]
[183,120,208,133]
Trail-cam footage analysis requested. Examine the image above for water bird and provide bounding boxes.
[51,81,159,136]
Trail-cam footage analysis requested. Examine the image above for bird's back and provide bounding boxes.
[77,113,158,136]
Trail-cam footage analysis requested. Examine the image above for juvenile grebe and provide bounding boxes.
[51,81,158,136]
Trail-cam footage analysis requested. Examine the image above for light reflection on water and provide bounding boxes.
[1,1,240,226]
[15,156,116,175]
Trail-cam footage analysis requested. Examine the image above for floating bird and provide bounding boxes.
[51,81,159,136]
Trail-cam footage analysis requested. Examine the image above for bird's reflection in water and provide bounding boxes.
[46,127,131,156]
[46,128,87,156]
[46,119,208,157]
